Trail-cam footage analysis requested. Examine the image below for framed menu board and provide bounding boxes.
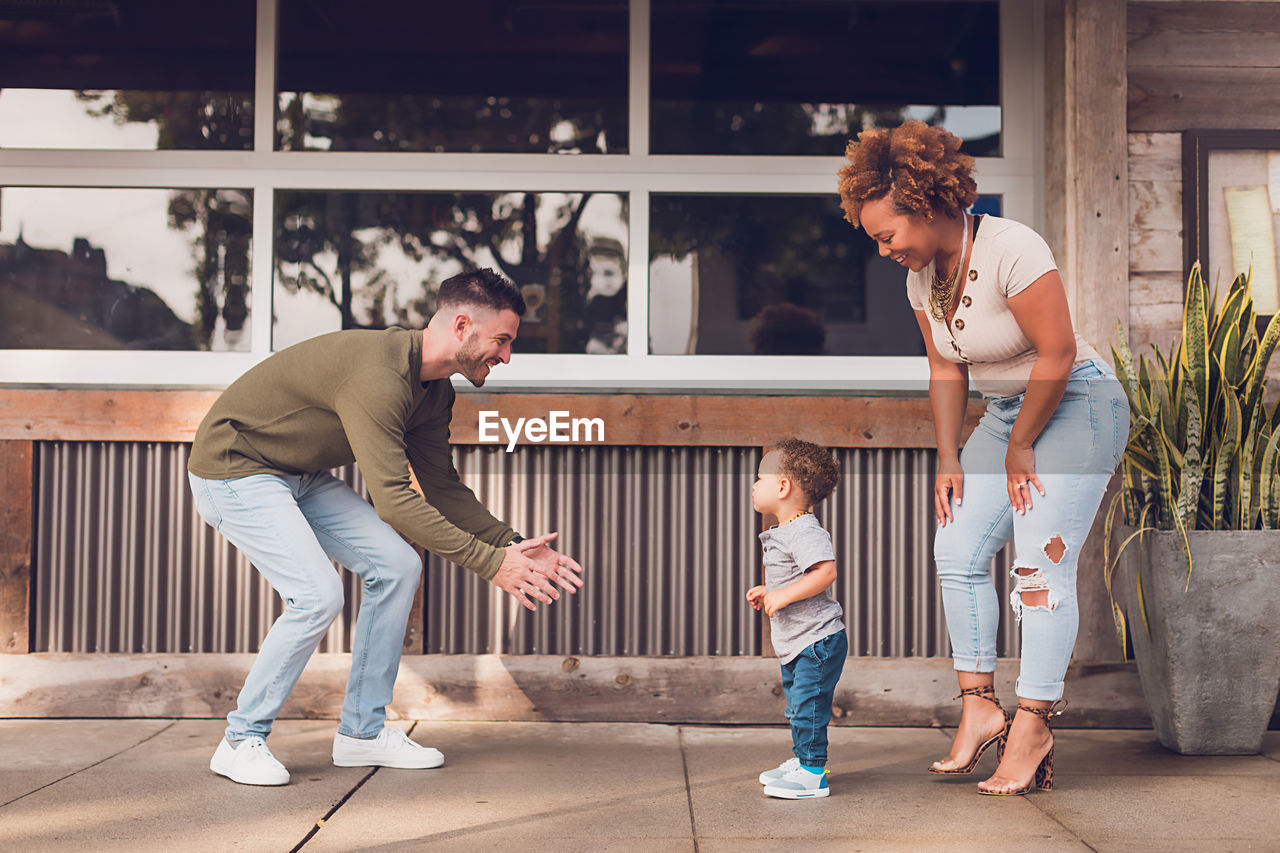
[1184,129,1280,315]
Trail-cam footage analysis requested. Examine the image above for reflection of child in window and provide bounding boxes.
[582,239,627,354]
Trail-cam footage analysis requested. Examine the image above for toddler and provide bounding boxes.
[747,438,847,799]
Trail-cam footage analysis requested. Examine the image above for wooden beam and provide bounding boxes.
[0,389,217,443]
[0,388,984,449]
[1045,0,1130,662]
[0,441,33,653]
[0,653,1157,728]
[1129,66,1280,132]
[1127,3,1280,132]
[1128,2,1280,69]
[1071,0,1130,350]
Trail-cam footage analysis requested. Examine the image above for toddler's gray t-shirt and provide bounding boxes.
[759,514,845,664]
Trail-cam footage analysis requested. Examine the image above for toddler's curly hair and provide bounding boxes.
[836,120,978,228]
[773,438,840,506]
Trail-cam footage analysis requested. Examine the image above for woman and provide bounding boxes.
[836,121,1128,795]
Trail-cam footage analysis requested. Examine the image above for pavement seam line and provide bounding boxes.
[290,721,421,852]
[1022,783,1098,852]
[946,725,1098,850]
[0,719,179,809]
[290,765,380,852]
[677,726,699,853]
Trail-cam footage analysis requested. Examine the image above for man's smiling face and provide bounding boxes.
[455,307,520,387]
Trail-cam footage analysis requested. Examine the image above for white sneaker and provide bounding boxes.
[210,737,290,786]
[759,757,800,785]
[332,727,445,769]
[763,765,830,799]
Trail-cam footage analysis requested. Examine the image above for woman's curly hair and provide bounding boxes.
[836,120,977,228]
[773,437,840,506]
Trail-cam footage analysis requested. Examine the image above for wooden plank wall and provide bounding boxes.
[1127,0,1280,368]
[1128,1,1280,133]
[1128,131,1184,354]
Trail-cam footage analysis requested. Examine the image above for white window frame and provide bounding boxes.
[0,0,1043,390]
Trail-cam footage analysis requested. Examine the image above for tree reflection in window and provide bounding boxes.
[276,0,628,154]
[0,1,255,151]
[273,191,628,353]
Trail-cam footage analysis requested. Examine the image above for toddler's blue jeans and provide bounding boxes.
[780,629,848,767]
[934,360,1128,701]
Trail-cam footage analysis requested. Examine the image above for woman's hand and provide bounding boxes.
[1005,441,1044,514]
[935,458,964,526]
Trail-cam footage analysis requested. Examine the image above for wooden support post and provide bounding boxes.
[1044,0,1130,348]
[1,440,34,653]
[1044,0,1130,662]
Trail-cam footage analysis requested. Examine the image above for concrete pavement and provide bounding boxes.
[1,719,1277,852]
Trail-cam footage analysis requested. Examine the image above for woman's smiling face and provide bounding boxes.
[859,195,944,273]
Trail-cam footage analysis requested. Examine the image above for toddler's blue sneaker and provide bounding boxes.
[763,765,829,799]
[758,757,799,785]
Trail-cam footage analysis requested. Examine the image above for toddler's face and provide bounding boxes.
[588,255,625,297]
[752,450,784,515]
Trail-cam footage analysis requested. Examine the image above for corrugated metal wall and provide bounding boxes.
[33,441,1019,657]
[33,442,369,653]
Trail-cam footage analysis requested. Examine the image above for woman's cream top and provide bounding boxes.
[905,215,1101,398]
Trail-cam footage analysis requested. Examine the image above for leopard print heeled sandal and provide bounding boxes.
[977,699,1067,795]
[928,685,1012,775]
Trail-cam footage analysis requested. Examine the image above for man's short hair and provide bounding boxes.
[437,268,526,316]
[772,437,841,505]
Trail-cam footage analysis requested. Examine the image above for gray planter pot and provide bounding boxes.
[1114,524,1280,754]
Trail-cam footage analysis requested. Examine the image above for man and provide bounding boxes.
[187,268,583,786]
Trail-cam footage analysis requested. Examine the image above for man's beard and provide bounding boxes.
[456,332,488,387]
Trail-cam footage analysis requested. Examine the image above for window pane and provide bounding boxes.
[971,195,1002,218]
[651,1,1000,157]
[277,1,628,153]
[649,194,925,356]
[0,2,255,150]
[273,191,628,353]
[0,188,253,350]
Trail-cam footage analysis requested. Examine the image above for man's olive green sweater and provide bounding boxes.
[188,328,513,579]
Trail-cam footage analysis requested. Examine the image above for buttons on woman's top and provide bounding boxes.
[961,295,972,307]
[968,269,978,281]
[954,319,965,331]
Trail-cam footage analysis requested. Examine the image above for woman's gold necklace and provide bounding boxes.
[929,213,970,322]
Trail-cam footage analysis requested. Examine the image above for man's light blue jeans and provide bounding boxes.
[188,470,422,741]
[934,360,1129,701]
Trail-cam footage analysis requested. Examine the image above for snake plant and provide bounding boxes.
[1103,264,1280,656]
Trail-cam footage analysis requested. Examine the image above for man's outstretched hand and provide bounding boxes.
[491,532,585,611]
